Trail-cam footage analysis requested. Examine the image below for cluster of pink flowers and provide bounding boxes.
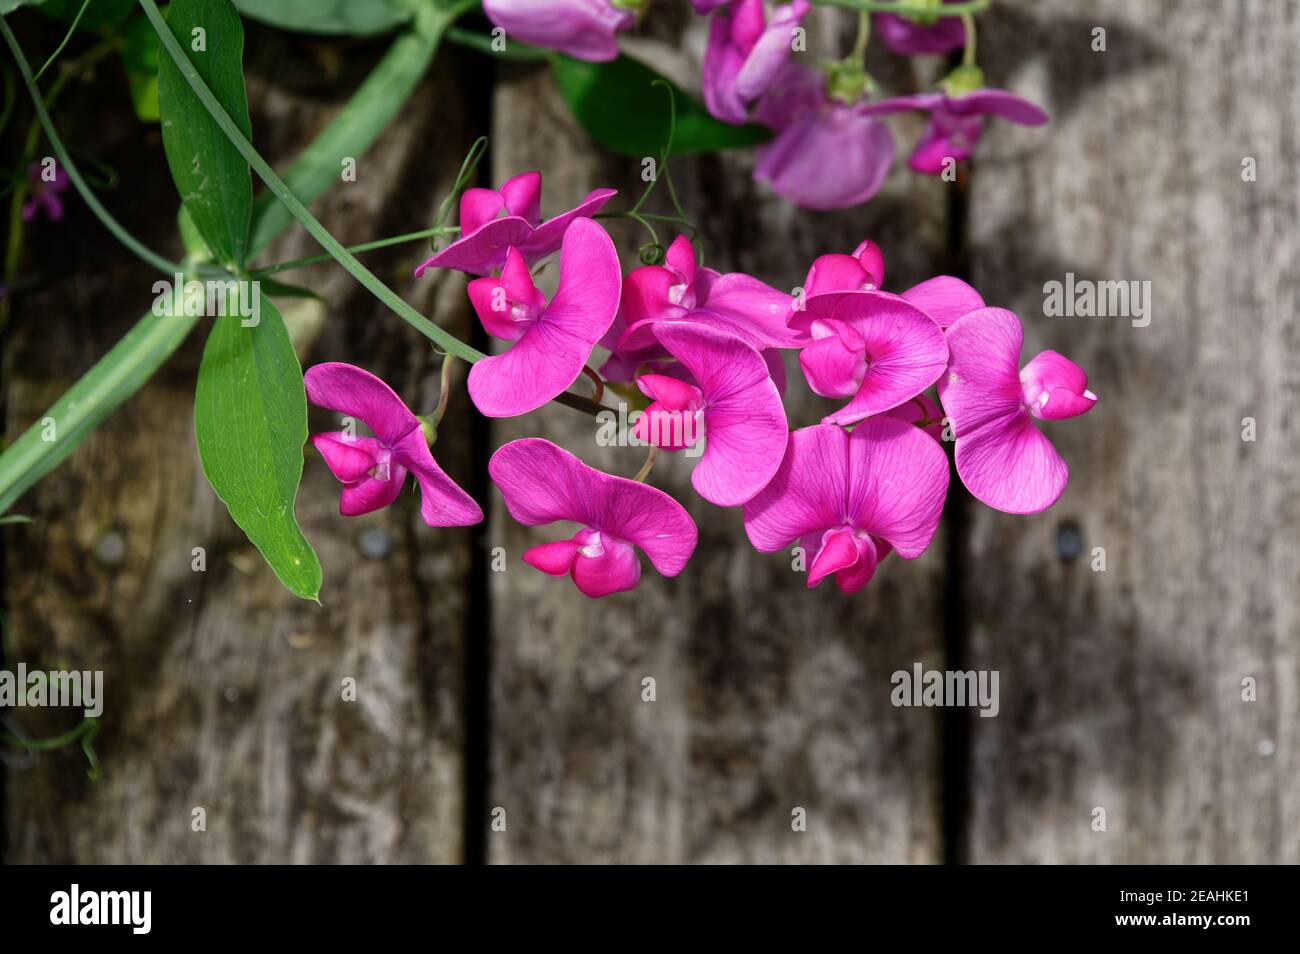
[480,0,1048,209]
[306,173,1096,597]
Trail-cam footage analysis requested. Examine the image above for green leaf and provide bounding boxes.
[231,0,411,36]
[119,12,161,122]
[247,15,442,257]
[550,53,772,158]
[156,0,252,266]
[194,293,322,601]
[0,309,200,514]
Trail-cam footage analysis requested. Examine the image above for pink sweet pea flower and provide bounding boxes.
[305,363,483,526]
[752,63,896,210]
[788,239,983,333]
[874,3,967,55]
[607,235,798,385]
[482,0,634,62]
[22,162,69,222]
[691,0,730,12]
[702,0,810,125]
[791,290,949,426]
[416,171,615,277]
[938,307,1096,514]
[490,438,698,597]
[467,217,621,417]
[862,88,1048,174]
[743,419,949,593]
[631,322,788,506]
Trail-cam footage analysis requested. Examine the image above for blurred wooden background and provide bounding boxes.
[3,0,1297,863]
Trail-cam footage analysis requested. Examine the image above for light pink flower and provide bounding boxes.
[863,89,1048,174]
[631,322,788,506]
[790,290,949,426]
[752,63,896,210]
[416,171,615,277]
[604,235,797,386]
[490,438,698,597]
[467,217,621,417]
[743,419,949,593]
[22,162,69,222]
[938,307,1096,513]
[482,0,634,62]
[702,0,810,124]
[306,363,483,526]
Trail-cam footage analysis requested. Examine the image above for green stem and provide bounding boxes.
[851,10,871,61]
[0,21,176,274]
[811,0,988,15]
[961,11,977,66]
[251,226,458,277]
[0,716,101,780]
[32,0,93,82]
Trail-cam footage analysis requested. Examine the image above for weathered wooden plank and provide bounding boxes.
[485,12,953,863]
[2,31,483,863]
[965,0,1300,862]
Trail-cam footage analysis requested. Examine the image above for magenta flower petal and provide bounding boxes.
[938,307,1090,513]
[953,89,1049,124]
[743,424,850,552]
[799,327,865,398]
[468,217,621,417]
[306,363,482,526]
[703,0,809,124]
[692,270,804,348]
[498,170,542,223]
[459,187,508,236]
[416,171,616,277]
[523,539,582,576]
[874,8,966,55]
[390,429,485,526]
[634,374,705,451]
[569,531,643,597]
[1020,350,1097,421]
[339,468,407,517]
[806,527,864,587]
[305,362,419,447]
[844,417,948,557]
[524,188,619,258]
[743,419,947,589]
[653,321,789,506]
[901,275,985,328]
[310,433,382,484]
[490,439,698,594]
[482,0,634,62]
[952,412,1068,515]
[804,253,880,298]
[755,102,896,210]
[799,291,949,426]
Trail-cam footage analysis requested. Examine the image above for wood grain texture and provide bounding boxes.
[963,0,1300,862]
[483,12,952,863]
[2,31,484,863]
